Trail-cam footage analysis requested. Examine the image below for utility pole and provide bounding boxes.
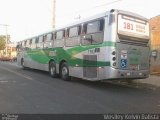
[53,0,56,28]
[0,24,9,56]
[0,24,9,43]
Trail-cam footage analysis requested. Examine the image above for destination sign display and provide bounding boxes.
[118,14,149,38]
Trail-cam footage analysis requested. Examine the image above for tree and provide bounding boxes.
[0,35,6,50]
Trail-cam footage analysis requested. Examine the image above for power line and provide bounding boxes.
[94,0,123,8]
[53,0,123,26]
[75,0,123,14]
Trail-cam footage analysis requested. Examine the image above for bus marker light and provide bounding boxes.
[127,72,131,76]
[113,62,116,66]
[112,57,116,61]
[112,51,116,55]
[97,67,104,71]
[75,64,79,67]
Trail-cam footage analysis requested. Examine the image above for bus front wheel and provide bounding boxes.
[60,62,71,81]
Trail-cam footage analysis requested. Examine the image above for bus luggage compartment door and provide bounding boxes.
[83,55,97,78]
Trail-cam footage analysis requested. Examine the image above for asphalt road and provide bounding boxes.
[0,61,160,114]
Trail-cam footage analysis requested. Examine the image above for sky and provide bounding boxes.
[0,0,160,42]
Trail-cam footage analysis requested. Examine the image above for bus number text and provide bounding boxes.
[124,22,134,30]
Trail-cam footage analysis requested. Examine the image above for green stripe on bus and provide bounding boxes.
[25,41,115,67]
[66,41,115,56]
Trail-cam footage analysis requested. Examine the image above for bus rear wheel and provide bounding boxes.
[49,61,57,78]
[60,62,71,81]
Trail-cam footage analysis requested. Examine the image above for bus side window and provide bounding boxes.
[78,25,82,35]
[29,39,32,48]
[69,27,78,37]
[45,33,53,48]
[81,23,92,45]
[16,42,22,51]
[31,38,36,49]
[29,39,32,46]
[54,32,56,40]
[82,24,87,34]
[35,37,39,49]
[37,36,44,49]
[52,32,56,47]
[82,19,104,45]
[43,35,47,48]
[25,39,31,50]
[65,29,69,38]
[24,41,27,49]
[66,26,80,47]
[44,35,47,42]
[54,30,64,47]
[56,30,64,39]
[99,19,104,31]
[47,33,53,41]
[87,21,99,34]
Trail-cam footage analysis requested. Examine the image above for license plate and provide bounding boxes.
[129,64,139,70]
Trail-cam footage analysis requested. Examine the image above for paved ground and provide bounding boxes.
[0,61,160,114]
[7,61,160,87]
[138,75,160,87]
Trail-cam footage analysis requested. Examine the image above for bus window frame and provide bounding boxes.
[30,38,37,49]
[81,19,105,45]
[65,25,81,47]
[54,30,65,47]
[37,36,44,49]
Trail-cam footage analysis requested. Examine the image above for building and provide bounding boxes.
[149,16,160,73]
[0,43,17,61]
[150,15,160,49]
[0,35,17,61]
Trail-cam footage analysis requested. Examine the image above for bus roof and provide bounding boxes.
[19,9,148,42]
[55,9,148,30]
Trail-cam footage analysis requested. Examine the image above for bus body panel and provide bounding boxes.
[116,43,149,71]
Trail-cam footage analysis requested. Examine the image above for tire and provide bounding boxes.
[21,59,26,70]
[60,62,71,81]
[49,61,57,78]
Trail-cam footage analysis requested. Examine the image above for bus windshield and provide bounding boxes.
[117,14,149,41]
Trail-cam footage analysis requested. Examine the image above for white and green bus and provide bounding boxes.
[17,9,150,81]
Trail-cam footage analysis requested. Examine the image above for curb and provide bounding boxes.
[150,72,160,76]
